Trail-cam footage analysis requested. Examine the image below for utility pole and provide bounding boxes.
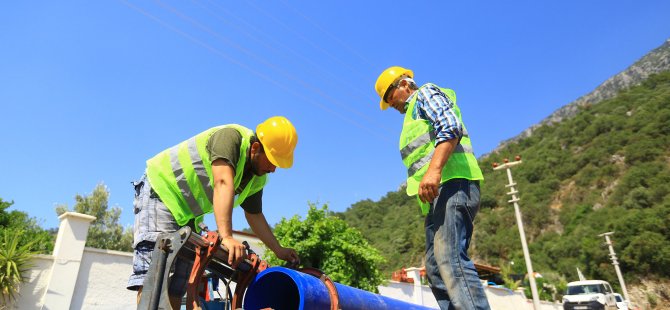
[598,232,630,303]
[493,156,541,310]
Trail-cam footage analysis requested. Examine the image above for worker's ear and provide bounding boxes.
[250,141,261,155]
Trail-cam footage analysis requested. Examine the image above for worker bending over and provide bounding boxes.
[127,116,300,309]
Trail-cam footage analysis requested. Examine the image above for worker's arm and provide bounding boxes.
[245,211,300,265]
[417,85,462,203]
[211,159,247,267]
[418,139,458,203]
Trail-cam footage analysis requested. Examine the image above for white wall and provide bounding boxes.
[16,255,53,309]
[70,248,136,310]
[378,281,439,309]
[13,212,266,309]
[14,213,560,309]
[377,268,563,310]
[17,248,138,310]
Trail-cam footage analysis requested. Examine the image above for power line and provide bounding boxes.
[153,0,392,135]
[276,0,375,69]
[195,0,384,116]
[154,0,390,132]
[119,0,392,142]
[190,0,392,131]
[244,0,365,80]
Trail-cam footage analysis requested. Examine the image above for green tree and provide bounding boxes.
[0,198,53,254]
[500,263,521,291]
[56,183,133,251]
[0,197,55,307]
[335,190,425,277]
[264,204,386,292]
[621,231,670,276]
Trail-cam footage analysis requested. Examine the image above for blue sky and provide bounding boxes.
[1,1,669,231]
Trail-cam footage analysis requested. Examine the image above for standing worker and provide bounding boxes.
[375,67,490,310]
[126,116,301,309]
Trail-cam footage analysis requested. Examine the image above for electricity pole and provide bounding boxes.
[598,232,630,303]
[493,156,541,310]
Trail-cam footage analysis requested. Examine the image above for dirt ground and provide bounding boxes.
[627,278,670,310]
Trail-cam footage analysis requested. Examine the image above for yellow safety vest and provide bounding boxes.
[399,84,483,215]
[146,124,267,227]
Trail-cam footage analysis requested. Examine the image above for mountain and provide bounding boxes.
[493,39,670,153]
[336,39,670,306]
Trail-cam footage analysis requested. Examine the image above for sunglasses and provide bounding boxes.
[383,76,408,103]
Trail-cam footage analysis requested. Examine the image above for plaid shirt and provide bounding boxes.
[407,83,463,145]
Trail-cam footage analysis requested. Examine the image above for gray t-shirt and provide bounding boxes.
[206,128,262,214]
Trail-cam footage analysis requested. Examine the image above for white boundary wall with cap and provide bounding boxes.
[11,212,264,310]
[12,212,559,309]
[377,267,562,310]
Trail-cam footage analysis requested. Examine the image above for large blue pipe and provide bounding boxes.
[244,267,435,310]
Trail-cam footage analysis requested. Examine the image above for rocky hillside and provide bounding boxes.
[493,38,670,153]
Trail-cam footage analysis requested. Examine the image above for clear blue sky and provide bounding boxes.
[1,1,669,231]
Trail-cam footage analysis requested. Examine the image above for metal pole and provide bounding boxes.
[494,159,541,310]
[599,232,630,302]
[149,238,170,310]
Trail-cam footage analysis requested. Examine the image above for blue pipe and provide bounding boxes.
[244,267,435,310]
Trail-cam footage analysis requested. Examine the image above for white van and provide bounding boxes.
[562,280,618,310]
[613,293,629,310]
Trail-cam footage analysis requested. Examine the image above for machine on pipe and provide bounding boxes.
[137,225,267,309]
[137,226,433,310]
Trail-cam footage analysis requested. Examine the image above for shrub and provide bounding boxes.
[0,229,39,305]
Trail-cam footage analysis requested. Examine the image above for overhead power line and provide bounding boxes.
[194,0,383,117]
[119,0,392,142]
[276,0,375,70]
[244,0,367,83]
[188,0,392,131]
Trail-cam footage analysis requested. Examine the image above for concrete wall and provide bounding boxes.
[378,281,439,308]
[12,212,264,309]
[378,282,563,310]
[16,254,53,309]
[70,248,136,310]
[17,248,137,310]
[377,268,563,310]
[13,212,560,309]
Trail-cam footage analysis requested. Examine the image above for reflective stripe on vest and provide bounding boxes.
[146,124,267,226]
[399,84,483,215]
[400,129,470,160]
[400,132,474,176]
[168,137,214,218]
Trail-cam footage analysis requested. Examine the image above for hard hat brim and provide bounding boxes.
[379,98,389,110]
[265,149,294,168]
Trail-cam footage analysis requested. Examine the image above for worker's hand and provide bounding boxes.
[221,236,246,268]
[418,169,441,203]
[275,247,300,267]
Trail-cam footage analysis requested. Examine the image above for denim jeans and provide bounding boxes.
[424,179,490,310]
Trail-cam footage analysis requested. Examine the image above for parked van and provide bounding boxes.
[613,293,629,310]
[562,280,617,310]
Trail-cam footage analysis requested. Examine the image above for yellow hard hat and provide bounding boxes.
[256,116,298,168]
[374,66,414,110]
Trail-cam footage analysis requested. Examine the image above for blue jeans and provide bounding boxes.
[424,179,490,310]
